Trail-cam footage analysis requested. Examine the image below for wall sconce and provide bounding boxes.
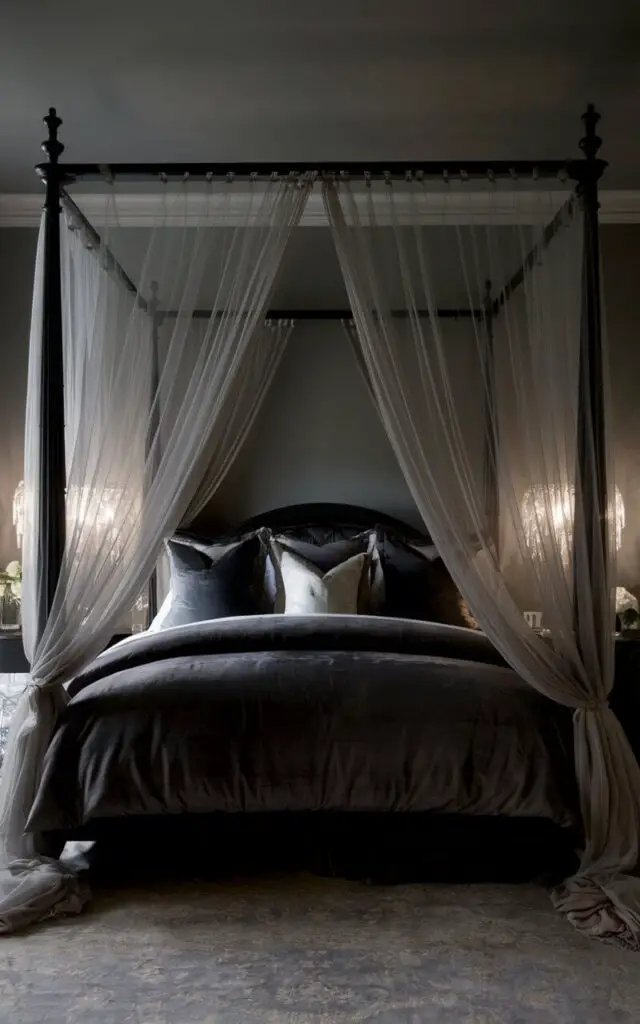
[521,483,625,565]
[12,479,128,562]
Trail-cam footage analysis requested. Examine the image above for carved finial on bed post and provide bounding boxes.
[579,105,602,165]
[42,108,64,167]
[568,105,606,191]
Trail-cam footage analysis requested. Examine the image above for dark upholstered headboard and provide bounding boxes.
[237,503,428,543]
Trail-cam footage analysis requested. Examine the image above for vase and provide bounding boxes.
[130,590,149,633]
[0,586,21,632]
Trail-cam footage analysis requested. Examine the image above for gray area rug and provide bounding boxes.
[1,875,639,1023]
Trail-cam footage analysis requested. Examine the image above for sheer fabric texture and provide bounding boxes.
[0,178,309,932]
[324,179,640,948]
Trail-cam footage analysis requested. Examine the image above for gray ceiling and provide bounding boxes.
[2,1,639,191]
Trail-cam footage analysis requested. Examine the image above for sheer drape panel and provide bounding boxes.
[18,214,45,663]
[0,177,309,933]
[341,319,374,399]
[324,179,640,948]
[0,217,54,865]
[183,318,295,523]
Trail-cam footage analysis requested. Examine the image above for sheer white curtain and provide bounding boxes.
[324,178,640,949]
[178,317,295,523]
[0,177,309,933]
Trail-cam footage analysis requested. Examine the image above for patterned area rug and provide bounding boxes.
[1,875,639,1023]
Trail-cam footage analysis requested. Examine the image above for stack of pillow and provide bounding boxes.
[150,525,478,631]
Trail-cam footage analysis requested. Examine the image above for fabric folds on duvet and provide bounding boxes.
[27,616,578,834]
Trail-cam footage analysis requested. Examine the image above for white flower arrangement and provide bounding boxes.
[616,586,640,630]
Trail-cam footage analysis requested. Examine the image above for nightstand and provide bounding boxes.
[0,631,29,673]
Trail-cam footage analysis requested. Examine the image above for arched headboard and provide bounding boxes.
[237,502,428,543]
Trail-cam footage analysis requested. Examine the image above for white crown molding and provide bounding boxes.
[1,189,640,228]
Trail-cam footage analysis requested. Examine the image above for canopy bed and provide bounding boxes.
[1,106,640,949]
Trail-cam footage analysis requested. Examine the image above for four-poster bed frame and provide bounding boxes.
[8,103,637,948]
[35,105,606,639]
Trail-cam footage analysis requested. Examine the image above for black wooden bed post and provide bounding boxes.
[146,281,161,623]
[36,109,66,643]
[482,279,499,558]
[571,105,608,656]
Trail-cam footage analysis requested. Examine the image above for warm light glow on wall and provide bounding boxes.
[13,480,128,562]
[521,483,625,564]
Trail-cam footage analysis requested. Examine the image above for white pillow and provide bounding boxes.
[280,550,367,615]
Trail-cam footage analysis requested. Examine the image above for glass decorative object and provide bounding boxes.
[0,588,20,631]
[521,483,625,565]
[131,589,149,633]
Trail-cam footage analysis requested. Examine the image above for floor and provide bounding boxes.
[1,874,639,1023]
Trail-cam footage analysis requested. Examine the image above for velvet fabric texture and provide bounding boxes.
[373,529,478,629]
[160,534,267,627]
[29,617,577,834]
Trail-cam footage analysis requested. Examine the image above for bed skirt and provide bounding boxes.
[51,811,580,887]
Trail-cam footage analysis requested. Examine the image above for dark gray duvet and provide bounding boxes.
[27,615,579,834]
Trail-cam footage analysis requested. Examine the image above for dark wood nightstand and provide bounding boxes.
[0,631,134,674]
[611,639,640,760]
[0,632,29,673]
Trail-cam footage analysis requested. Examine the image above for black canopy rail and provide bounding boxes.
[59,198,485,322]
[39,160,578,185]
[162,307,484,321]
[33,104,608,646]
[491,192,577,318]
[59,166,577,330]
[61,189,147,311]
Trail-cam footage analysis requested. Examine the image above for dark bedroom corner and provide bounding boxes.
[1,3,640,1021]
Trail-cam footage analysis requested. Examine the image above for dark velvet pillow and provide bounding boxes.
[274,532,374,573]
[374,529,477,628]
[162,533,266,628]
